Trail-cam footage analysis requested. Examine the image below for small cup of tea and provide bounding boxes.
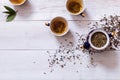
[45,17,69,36]
[9,0,26,6]
[88,29,110,50]
[66,0,85,15]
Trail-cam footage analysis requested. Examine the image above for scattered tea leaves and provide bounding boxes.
[45,15,120,72]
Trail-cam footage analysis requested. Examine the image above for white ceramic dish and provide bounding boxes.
[88,29,110,50]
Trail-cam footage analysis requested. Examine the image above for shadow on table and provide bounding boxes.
[55,30,75,49]
[90,51,119,70]
[71,9,90,20]
[14,0,33,18]
[70,9,91,30]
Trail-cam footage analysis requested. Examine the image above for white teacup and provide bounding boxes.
[9,0,26,6]
[46,17,69,36]
[66,0,85,15]
[88,29,110,50]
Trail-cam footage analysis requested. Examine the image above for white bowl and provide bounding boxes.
[88,29,110,50]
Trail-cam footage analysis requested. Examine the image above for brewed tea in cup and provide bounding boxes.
[46,17,69,36]
[66,0,85,15]
[9,0,26,6]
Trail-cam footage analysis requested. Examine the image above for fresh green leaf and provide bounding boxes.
[6,13,16,22]
[3,11,12,14]
[3,6,17,22]
[4,6,16,13]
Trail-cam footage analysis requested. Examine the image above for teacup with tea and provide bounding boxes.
[45,17,69,36]
[66,0,85,15]
[9,0,26,6]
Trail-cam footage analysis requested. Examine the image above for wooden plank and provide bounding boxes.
[0,51,120,80]
[0,0,120,21]
[0,20,119,50]
[0,20,94,49]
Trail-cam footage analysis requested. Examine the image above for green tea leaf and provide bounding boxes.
[4,6,16,13]
[6,13,16,22]
[3,11,12,14]
[3,6,17,22]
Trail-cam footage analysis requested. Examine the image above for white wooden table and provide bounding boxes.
[0,0,120,80]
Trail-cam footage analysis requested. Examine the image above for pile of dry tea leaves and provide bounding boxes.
[46,15,120,72]
[81,15,120,53]
[101,15,120,49]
